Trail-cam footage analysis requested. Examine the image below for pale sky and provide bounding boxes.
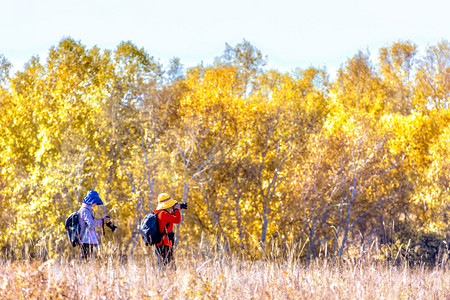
[1,0,449,77]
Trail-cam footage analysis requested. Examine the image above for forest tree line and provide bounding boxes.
[0,38,449,263]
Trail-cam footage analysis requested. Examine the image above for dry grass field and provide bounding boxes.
[1,248,450,300]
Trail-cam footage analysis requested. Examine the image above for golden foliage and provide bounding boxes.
[0,38,449,262]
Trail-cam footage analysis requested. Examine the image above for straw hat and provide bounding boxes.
[156,193,178,210]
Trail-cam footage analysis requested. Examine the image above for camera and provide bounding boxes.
[106,221,118,232]
[179,202,188,209]
[104,216,118,232]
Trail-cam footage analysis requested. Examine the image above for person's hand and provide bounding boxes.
[173,203,181,210]
[103,216,111,223]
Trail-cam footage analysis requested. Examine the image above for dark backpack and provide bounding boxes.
[65,211,81,247]
[139,211,168,246]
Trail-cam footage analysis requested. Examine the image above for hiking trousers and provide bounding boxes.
[81,243,96,260]
[155,244,175,269]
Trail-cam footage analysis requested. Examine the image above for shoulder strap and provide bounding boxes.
[155,210,170,234]
[78,207,88,239]
[162,222,169,235]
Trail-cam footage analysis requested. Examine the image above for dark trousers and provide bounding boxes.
[155,244,175,269]
[81,243,95,260]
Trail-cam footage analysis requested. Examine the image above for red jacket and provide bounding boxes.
[153,209,181,247]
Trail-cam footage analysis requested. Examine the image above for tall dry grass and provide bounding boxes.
[1,247,450,300]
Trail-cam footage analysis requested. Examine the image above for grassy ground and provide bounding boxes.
[1,251,450,299]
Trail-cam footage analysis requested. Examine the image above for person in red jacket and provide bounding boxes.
[153,193,181,268]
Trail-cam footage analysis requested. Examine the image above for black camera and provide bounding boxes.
[179,202,188,209]
[104,216,118,232]
[106,221,118,232]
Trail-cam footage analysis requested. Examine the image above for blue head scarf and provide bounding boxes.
[83,190,104,205]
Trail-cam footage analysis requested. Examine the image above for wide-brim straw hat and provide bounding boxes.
[156,193,178,210]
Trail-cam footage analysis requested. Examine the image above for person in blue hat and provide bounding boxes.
[79,190,112,259]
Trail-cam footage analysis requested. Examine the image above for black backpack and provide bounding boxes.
[65,211,81,247]
[139,211,168,246]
